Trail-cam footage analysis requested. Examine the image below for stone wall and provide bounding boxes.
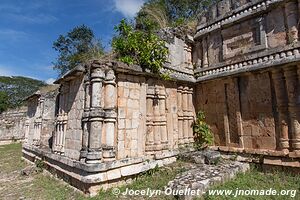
[26,85,59,148]
[194,0,300,158]
[63,76,85,160]
[195,72,277,150]
[0,107,26,144]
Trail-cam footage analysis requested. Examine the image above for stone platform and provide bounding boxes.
[22,144,178,197]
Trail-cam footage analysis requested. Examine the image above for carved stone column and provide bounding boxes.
[153,86,162,151]
[86,63,105,163]
[285,1,299,43]
[103,69,117,160]
[146,85,155,152]
[272,69,290,151]
[159,87,168,148]
[187,87,194,143]
[202,37,208,68]
[80,75,90,160]
[284,66,300,151]
[177,86,184,144]
[182,86,189,143]
[25,119,29,144]
[60,114,68,155]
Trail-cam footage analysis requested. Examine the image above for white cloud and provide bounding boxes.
[0,29,28,40]
[45,78,56,84]
[114,0,145,18]
[6,13,58,24]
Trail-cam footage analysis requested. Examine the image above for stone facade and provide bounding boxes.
[25,85,59,148]
[22,0,300,196]
[0,107,27,145]
[194,0,300,165]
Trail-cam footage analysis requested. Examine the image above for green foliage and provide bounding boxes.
[112,19,169,76]
[0,91,9,113]
[193,111,214,150]
[136,0,217,31]
[0,76,46,113]
[53,24,104,76]
[35,159,45,172]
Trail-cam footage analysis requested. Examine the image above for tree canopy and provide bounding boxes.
[53,25,105,76]
[135,0,216,31]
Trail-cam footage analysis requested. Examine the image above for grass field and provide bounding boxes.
[0,143,299,200]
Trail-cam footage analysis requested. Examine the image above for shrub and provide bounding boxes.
[112,19,169,77]
[193,111,214,150]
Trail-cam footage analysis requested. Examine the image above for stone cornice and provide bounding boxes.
[195,43,300,82]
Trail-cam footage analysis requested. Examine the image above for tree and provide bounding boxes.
[135,0,216,31]
[0,91,9,113]
[53,25,105,76]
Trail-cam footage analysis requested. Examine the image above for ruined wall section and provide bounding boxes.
[117,74,146,159]
[25,85,59,147]
[0,107,27,144]
[195,72,276,150]
[63,76,85,160]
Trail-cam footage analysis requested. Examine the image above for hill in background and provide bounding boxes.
[0,76,47,113]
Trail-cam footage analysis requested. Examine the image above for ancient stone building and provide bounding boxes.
[22,0,300,196]
[193,0,300,165]
[0,107,27,145]
[24,85,59,147]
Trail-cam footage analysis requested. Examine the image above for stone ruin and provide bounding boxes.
[0,106,27,145]
[24,85,59,148]
[22,0,300,196]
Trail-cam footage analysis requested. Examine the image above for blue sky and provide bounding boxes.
[0,0,144,83]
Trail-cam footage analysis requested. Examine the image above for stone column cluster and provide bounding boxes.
[145,83,168,153]
[80,62,117,163]
[177,85,194,145]
[272,65,300,153]
[32,97,44,146]
[53,86,68,155]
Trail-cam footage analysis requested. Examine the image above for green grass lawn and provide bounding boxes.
[0,143,299,200]
[203,166,300,200]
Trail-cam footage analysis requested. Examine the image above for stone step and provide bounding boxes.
[178,150,221,165]
[167,160,249,200]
